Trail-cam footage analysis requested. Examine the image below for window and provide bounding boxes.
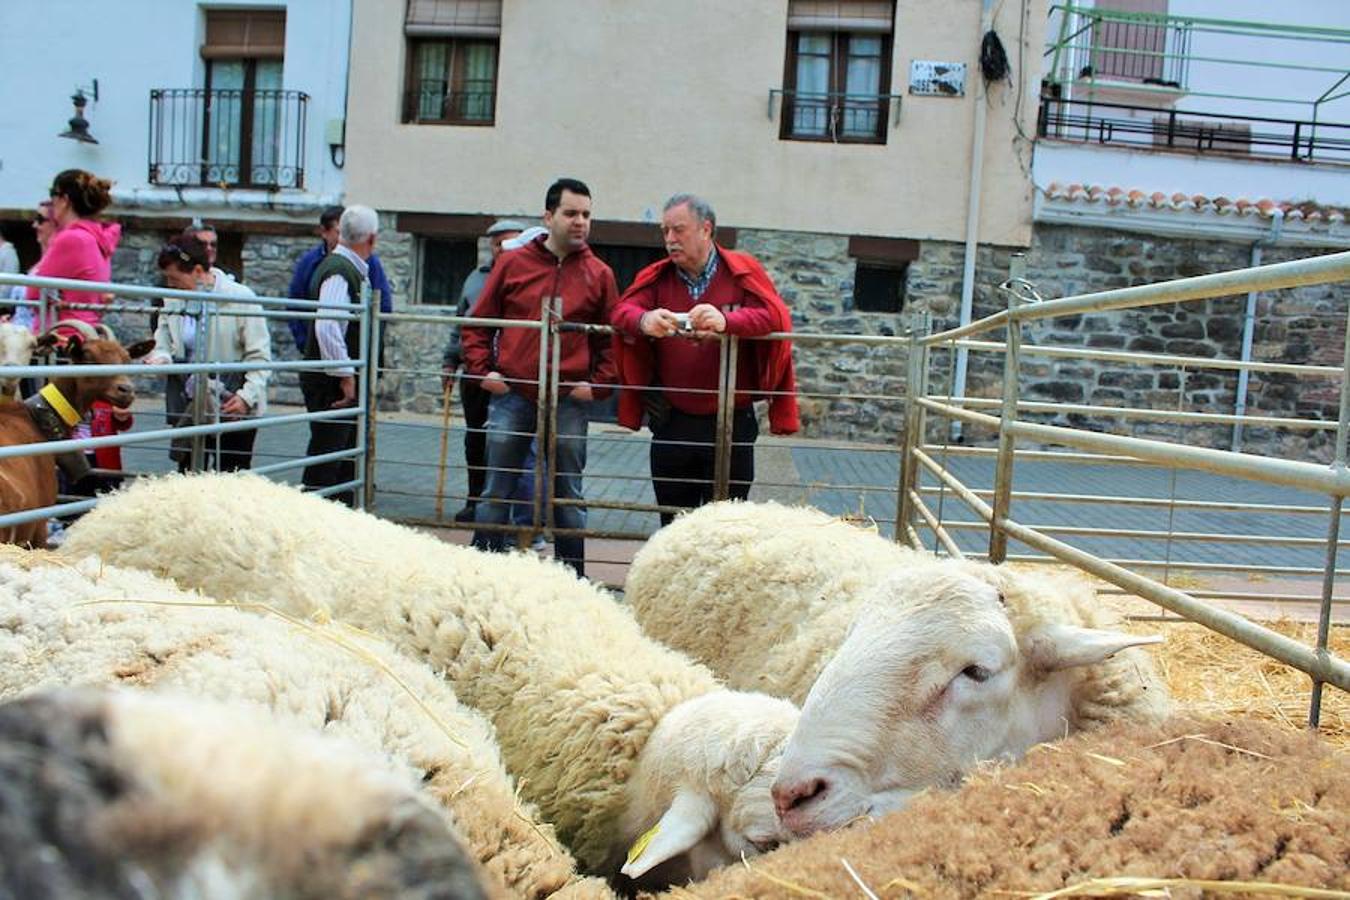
[421,238,480,305]
[781,1,894,143]
[201,9,288,186]
[403,0,500,125]
[853,263,907,312]
[849,236,916,313]
[589,245,666,294]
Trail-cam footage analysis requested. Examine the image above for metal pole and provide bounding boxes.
[897,311,924,541]
[536,297,554,544]
[713,335,737,500]
[188,302,209,472]
[951,0,998,439]
[989,303,1021,564]
[543,297,560,545]
[359,288,379,511]
[1309,309,1350,727]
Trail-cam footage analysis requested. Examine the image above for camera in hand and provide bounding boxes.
[673,312,694,333]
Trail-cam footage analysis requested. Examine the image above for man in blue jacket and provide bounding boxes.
[288,206,392,350]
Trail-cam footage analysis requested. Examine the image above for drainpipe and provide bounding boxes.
[1231,208,1284,452]
[951,0,996,440]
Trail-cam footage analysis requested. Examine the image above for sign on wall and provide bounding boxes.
[909,61,967,97]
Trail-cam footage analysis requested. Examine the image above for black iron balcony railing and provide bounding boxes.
[149,88,308,190]
[769,89,903,144]
[1038,95,1350,164]
[402,88,496,125]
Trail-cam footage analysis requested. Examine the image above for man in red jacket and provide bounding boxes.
[611,194,798,526]
[461,178,618,576]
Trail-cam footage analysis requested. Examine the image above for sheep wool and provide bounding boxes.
[626,500,930,703]
[625,499,1168,723]
[0,550,602,900]
[0,687,489,900]
[665,716,1350,898]
[61,473,793,878]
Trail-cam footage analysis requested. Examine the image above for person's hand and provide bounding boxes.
[110,406,132,423]
[570,382,594,402]
[688,303,727,335]
[220,394,251,418]
[482,371,510,396]
[331,375,357,408]
[441,366,457,392]
[639,308,682,338]
[142,355,168,365]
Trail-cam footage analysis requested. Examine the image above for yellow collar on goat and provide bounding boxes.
[39,383,81,428]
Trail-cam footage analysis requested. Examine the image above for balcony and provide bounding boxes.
[148,88,308,190]
[768,89,902,144]
[1038,96,1350,164]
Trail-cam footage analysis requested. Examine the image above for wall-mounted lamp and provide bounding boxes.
[58,80,100,144]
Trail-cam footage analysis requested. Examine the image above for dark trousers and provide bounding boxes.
[650,406,758,526]
[460,376,490,510]
[176,428,258,474]
[300,372,357,507]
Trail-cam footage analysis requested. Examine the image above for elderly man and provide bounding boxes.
[300,205,379,507]
[461,179,618,576]
[288,206,393,350]
[442,218,526,523]
[611,194,798,525]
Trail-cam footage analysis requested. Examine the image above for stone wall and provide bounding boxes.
[105,216,1347,463]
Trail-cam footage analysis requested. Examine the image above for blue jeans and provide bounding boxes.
[472,391,588,575]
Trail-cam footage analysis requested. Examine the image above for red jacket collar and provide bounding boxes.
[614,246,799,434]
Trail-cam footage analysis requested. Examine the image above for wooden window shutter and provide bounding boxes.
[405,0,503,38]
[787,0,894,33]
[202,9,286,59]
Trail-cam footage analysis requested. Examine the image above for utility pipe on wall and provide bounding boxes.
[1231,208,1284,452]
[951,0,997,439]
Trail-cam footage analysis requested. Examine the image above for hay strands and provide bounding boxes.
[1024,876,1350,899]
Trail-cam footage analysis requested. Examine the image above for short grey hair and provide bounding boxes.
[664,193,716,232]
[340,205,380,244]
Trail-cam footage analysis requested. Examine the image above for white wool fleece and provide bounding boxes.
[0,551,592,900]
[60,474,799,880]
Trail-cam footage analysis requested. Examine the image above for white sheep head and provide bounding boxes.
[771,563,1161,837]
[0,323,55,398]
[618,690,799,885]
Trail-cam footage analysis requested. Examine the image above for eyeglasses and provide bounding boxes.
[32,217,50,228]
[200,240,217,248]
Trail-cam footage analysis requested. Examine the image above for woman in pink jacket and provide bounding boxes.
[27,169,120,332]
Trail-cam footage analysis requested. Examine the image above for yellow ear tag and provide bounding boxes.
[626,822,661,866]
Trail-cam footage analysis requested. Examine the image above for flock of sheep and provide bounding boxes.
[0,473,1344,898]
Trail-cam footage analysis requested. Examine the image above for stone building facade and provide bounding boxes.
[106,216,1346,464]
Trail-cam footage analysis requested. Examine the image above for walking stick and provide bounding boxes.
[434,376,456,522]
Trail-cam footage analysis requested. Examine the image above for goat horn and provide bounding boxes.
[94,323,117,342]
[40,319,100,341]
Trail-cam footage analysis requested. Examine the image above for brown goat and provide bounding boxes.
[0,325,154,548]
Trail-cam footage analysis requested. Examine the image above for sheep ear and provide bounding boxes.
[1026,624,1162,672]
[619,788,717,880]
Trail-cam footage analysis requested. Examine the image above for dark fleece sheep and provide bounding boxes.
[663,716,1349,899]
[0,688,490,900]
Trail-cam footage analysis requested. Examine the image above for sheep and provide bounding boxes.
[0,321,55,399]
[622,500,1168,836]
[0,550,611,900]
[0,686,491,900]
[59,472,801,886]
[661,715,1350,898]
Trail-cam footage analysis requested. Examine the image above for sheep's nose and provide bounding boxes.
[771,776,829,819]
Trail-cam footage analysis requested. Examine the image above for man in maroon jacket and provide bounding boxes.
[611,194,798,526]
[461,178,618,576]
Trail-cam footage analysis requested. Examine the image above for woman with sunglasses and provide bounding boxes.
[5,202,58,333]
[144,234,272,472]
[24,169,119,334]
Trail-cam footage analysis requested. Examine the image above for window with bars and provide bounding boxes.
[199,9,292,187]
[403,0,500,125]
[781,1,895,144]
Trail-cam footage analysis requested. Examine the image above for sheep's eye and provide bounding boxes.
[748,838,780,854]
[962,664,993,683]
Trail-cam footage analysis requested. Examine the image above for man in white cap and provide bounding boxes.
[442,218,525,522]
